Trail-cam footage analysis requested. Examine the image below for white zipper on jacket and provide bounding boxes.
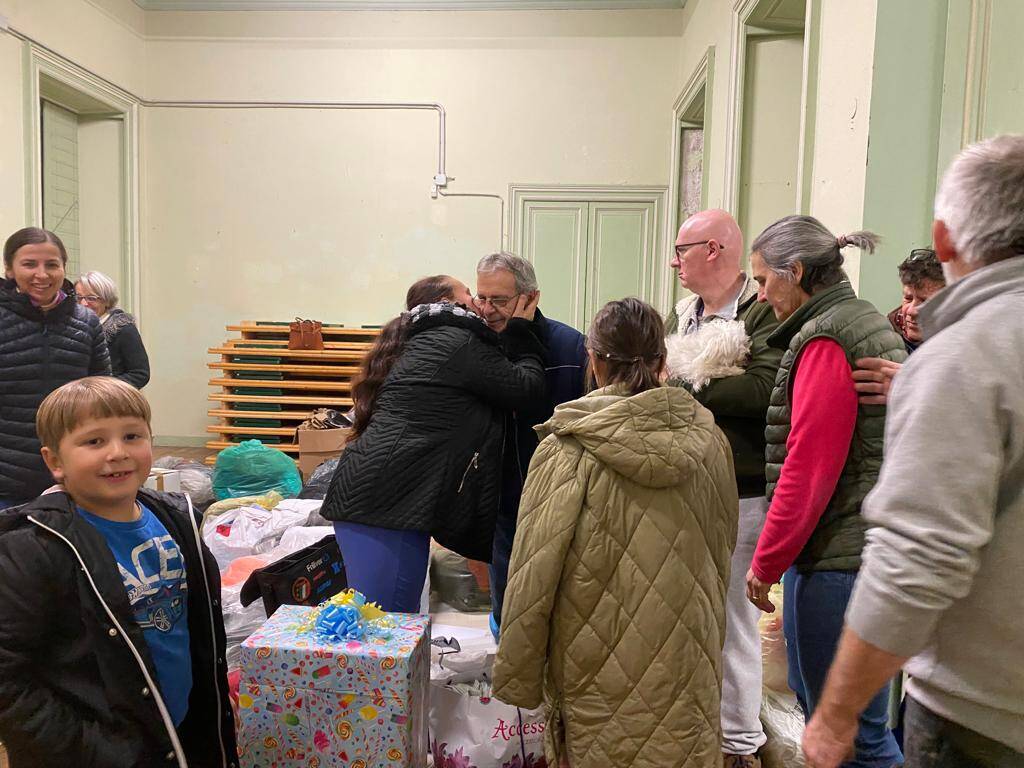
[27,514,189,768]
[457,452,480,493]
[184,494,230,768]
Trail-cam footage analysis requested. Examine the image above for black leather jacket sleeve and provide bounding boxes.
[0,532,135,765]
[458,318,546,410]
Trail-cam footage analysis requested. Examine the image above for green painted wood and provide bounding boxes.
[861,0,948,313]
[980,1,1024,138]
[520,200,589,329]
[584,201,656,324]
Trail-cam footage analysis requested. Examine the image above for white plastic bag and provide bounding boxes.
[431,624,497,685]
[222,581,267,668]
[202,502,312,569]
[760,689,806,768]
[429,680,547,768]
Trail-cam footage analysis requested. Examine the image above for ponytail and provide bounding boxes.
[587,297,666,396]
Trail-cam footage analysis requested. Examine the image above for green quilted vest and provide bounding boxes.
[764,281,907,572]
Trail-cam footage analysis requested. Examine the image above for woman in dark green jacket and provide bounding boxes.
[744,215,906,768]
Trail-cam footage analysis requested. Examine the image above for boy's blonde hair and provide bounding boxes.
[37,377,152,450]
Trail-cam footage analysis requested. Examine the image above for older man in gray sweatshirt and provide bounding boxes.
[802,134,1024,768]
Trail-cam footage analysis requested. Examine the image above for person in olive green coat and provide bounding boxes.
[745,215,907,768]
[493,298,738,768]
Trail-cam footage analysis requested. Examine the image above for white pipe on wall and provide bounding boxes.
[5,25,507,248]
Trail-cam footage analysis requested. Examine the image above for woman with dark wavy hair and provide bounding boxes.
[322,274,545,611]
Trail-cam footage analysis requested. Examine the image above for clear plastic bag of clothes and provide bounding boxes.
[430,545,491,613]
[759,582,789,693]
[212,440,301,500]
[152,456,215,505]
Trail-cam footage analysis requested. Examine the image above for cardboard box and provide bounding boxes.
[144,468,181,493]
[238,604,429,767]
[298,427,350,478]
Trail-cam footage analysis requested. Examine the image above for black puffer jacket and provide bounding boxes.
[0,489,238,768]
[103,308,151,388]
[321,304,545,561]
[0,279,111,502]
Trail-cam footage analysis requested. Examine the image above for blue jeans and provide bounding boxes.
[784,569,903,768]
[488,502,518,630]
[333,522,429,613]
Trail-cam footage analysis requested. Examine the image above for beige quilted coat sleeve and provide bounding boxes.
[492,433,588,710]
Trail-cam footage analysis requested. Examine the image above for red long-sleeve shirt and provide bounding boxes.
[751,338,858,584]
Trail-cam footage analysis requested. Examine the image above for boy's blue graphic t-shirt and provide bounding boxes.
[78,503,193,725]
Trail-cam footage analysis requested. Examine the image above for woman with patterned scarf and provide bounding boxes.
[321,274,545,612]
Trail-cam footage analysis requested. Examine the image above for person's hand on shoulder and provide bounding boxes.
[852,357,903,405]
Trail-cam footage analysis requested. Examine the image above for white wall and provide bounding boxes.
[138,10,683,441]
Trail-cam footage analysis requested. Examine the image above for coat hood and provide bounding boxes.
[538,384,718,488]
[918,256,1024,339]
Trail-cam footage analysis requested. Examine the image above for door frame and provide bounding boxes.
[508,184,669,312]
[23,44,141,316]
[723,0,822,217]
[665,46,715,310]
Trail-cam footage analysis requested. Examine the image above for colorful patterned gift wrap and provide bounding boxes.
[238,604,430,767]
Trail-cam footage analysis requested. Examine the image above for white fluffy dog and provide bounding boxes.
[666,319,751,391]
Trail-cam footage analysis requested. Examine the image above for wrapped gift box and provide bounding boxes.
[238,604,429,767]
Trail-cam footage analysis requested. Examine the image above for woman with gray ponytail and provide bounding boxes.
[744,214,906,766]
[493,298,738,768]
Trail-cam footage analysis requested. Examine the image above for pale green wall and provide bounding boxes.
[860,0,948,313]
[862,0,1024,312]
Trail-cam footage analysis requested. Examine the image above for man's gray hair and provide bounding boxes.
[751,214,878,293]
[934,134,1024,264]
[476,251,539,294]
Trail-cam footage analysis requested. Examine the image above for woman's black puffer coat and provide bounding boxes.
[0,279,111,502]
[322,303,545,561]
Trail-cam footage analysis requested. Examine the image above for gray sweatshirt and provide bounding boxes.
[846,256,1024,752]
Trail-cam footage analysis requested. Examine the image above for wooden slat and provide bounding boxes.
[208,393,352,406]
[210,377,351,392]
[206,426,298,437]
[208,408,317,420]
[230,323,380,338]
[208,346,365,362]
[206,439,299,453]
[223,339,371,350]
[208,362,360,376]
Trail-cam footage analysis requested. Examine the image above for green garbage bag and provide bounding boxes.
[213,440,302,501]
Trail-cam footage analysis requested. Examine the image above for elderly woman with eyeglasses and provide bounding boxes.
[75,270,150,389]
[744,215,907,767]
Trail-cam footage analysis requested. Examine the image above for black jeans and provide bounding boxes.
[904,696,1023,768]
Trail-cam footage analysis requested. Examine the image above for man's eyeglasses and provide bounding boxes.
[674,240,725,257]
[908,248,936,262]
[473,294,519,309]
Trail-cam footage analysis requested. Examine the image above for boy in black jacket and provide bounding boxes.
[0,377,237,768]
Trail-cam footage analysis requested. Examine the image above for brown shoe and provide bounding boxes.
[723,755,762,768]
